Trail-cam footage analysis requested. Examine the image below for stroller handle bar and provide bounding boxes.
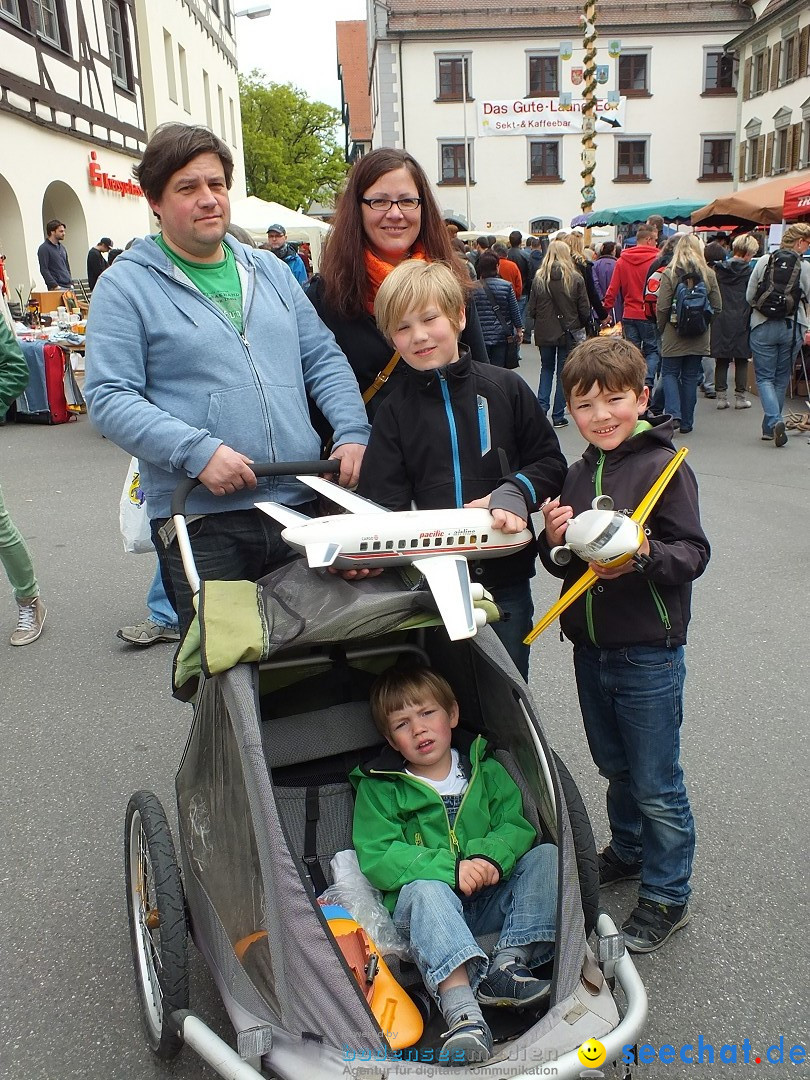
[171,459,341,595]
[170,459,340,517]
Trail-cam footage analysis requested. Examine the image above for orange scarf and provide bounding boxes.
[363,243,428,314]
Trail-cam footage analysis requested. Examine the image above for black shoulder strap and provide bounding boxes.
[303,787,328,895]
[482,280,512,334]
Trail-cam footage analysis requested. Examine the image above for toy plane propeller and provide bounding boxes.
[255,475,532,641]
[525,446,689,644]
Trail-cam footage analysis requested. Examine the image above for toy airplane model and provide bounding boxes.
[549,496,645,570]
[525,446,689,644]
[255,475,532,641]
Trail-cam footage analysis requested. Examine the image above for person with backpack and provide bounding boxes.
[603,223,660,388]
[745,223,810,447]
[655,234,721,434]
[708,234,759,411]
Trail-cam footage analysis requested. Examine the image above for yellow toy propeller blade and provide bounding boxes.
[525,446,689,645]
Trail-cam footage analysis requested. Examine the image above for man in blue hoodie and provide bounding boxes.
[84,123,369,631]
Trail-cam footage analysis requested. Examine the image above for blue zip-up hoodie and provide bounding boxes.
[84,234,370,518]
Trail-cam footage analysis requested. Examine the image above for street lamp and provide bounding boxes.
[234,3,272,18]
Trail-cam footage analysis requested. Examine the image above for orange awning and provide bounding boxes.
[691,176,802,227]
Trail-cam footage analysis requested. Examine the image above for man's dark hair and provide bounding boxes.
[486,234,497,247]
[476,235,490,249]
[134,123,234,203]
[492,242,508,258]
[509,230,522,247]
[477,251,500,279]
[46,219,63,236]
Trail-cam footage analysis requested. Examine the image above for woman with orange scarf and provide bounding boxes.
[306,149,487,439]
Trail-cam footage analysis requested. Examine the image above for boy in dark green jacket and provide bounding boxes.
[351,666,556,1064]
[0,319,47,645]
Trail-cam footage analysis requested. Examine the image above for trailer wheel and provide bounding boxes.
[552,754,600,938]
[125,790,189,1059]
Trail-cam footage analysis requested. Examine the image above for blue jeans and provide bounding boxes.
[661,354,702,429]
[146,563,178,629]
[573,643,694,907]
[623,319,660,389]
[538,341,571,422]
[393,845,557,1000]
[489,578,533,681]
[750,319,800,435]
[152,508,300,635]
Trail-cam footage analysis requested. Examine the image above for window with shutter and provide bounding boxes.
[799,26,810,77]
[770,42,781,90]
[791,122,803,171]
[738,142,747,182]
[743,56,752,100]
[764,131,775,175]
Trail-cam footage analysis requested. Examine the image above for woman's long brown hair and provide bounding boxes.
[318,147,469,320]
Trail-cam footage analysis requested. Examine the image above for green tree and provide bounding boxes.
[239,71,348,209]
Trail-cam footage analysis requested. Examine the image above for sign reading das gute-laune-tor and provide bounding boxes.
[478,97,627,136]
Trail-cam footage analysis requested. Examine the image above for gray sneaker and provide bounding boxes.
[10,596,46,646]
[734,393,751,409]
[117,618,181,646]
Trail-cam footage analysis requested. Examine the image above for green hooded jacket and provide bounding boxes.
[350,734,536,912]
[0,319,29,415]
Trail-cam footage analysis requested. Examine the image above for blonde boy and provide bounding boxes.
[358,261,567,679]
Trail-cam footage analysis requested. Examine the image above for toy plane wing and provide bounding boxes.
[294,475,389,515]
[411,554,478,640]
[254,501,314,529]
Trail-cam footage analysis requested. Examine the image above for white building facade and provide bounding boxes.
[366,0,753,233]
[0,0,244,295]
[728,0,810,186]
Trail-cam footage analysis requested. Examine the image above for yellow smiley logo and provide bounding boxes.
[577,1038,607,1068]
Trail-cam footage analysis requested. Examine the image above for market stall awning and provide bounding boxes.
[585,200,704,226]
[783,179,810,222]
[691,176,800,227]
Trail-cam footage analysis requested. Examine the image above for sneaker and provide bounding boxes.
[734,393,751,410]
[117,618,181,646]
[773,420,787,448]
[10,596,46,646]
[716,394,730,410]
[622,898,690,954]
[476,961,551,1008]
[599,846,642,887]
[552,417,569,428]
[441,1014,493,1063]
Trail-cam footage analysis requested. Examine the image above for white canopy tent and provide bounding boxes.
[228,195,331,267]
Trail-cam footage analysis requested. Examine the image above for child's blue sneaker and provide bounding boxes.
[441,1014,494,1063]
[476,961,551,1007]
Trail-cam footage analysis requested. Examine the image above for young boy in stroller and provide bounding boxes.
[351,665,557,1064]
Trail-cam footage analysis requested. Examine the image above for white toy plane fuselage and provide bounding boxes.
[255,475,532,641]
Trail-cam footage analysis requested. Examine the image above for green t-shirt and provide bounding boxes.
[155,234,243,333]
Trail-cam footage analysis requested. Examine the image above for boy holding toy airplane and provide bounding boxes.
[538,336,710,953]
[358,260,566,677]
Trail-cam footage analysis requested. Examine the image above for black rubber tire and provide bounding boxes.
[552,753,600,938]
[125,790,189,1060]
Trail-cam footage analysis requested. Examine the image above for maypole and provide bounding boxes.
[579,0,598,234]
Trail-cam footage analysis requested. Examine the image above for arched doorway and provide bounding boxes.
[42,181,88,284]
[0,174,29,301]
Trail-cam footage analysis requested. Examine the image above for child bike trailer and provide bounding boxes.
[124,467,647,1080]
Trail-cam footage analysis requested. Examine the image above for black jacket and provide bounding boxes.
[358,348,568,590]
[507,245,533,292]
[537,417,710,648]
[87,247,107,291]
[709,258,754,359]
[305,275,488,430]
